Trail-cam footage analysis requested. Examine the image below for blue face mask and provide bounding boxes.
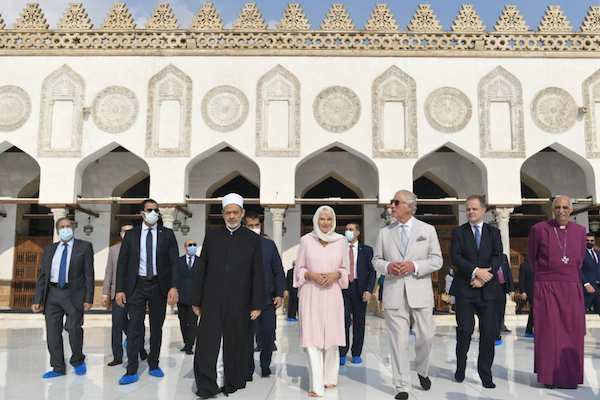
[345,231,355,241]
[587,242,595,250]
[187,246,197,255]
[59,228,74,241]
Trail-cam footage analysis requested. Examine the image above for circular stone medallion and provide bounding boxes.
[531,87,578,134]
[92,86,139,133]
[0,86,31,132]
[313,86,361,133]
[424,87,472,133]
[201,86,249,133]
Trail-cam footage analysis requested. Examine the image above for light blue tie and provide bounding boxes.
[474,225,481,249]
[58,243,68,287]
[401,224,409,253]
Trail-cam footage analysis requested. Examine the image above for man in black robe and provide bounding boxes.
[191,193,266,398]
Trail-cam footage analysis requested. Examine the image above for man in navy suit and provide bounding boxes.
[495,254,515,345]
[244,212,285,378]
[32,217,94,378]
[340,222,376,365]
[582,233,600,316]
[178,239,199,355]
[450,195,503,389]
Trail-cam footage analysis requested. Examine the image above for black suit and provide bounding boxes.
[518,258,534,334]
[450,222,503,385]
[178,254,199,351]
[496,255,515,340]
[581,248,600,314]
[286,268,298,319]
[340,241,375,358]
[33,238,94,375]
[116,223,179,375]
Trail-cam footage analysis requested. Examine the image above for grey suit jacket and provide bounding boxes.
[373,218,443,309]
[102,243,121,300]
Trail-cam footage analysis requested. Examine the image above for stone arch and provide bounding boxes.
[300,171,364,199]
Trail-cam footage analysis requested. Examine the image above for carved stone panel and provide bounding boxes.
[425,87,472,133]
[38,65,85,157]
[146,65,192,157]
[256,65,300,157]
[313,86,361,133]
[0,86,31,132]
[92,86,139,133]
[201,86,249,132]
[372,66,418,158]
[583,69,600,158]
[530,87,577,134]
[478,66,525,158]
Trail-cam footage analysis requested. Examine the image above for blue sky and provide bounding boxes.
[0,1,598,30]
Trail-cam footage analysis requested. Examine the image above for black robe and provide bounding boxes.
[190,225,266,397]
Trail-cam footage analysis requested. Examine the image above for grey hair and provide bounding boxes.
[552,195,573,208]
[55,217,73,231]
[395,190,418,215]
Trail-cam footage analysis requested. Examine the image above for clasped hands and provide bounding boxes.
[470,267,493,288]
[191,305,261,320]
[306,271,340,286]
[115,287,179,308]
[387,261,415,276]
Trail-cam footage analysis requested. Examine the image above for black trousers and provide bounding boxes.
[455,292,497,385]
[249,303,276,373]
[126,277,167,374]
[495,292,507,340]
[287,292,298,319]
[525,298,534,334]
[111,298,146,360]
[177,303,198,350]
[340,280,367,358]
[44,286,85,374]
[585,286,600,315]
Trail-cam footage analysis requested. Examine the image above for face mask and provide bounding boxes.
[251,227,261,235]
[143,210,159,225]
[587,242,595,250]
[187,246,198,255]
[345,231,355,241]
[59,228,74,241]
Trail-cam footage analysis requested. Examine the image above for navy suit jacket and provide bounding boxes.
[260,236,285,305]
[177,254,198,305]
[581,248,600,292]
[344,242,376,295]
[499,254,515,294]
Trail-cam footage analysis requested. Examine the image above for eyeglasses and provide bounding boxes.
[390,200,405,206]
[587,239,595,243]
[187,243,197,247]
[145,208,159,214]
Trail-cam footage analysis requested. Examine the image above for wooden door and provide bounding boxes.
[11,236,53,309]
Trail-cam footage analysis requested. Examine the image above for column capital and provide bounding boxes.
[160,207,177,223]
[494,207,514,222]
[270,207,286,222]
[50,208,68,220]
[381,207,397,226]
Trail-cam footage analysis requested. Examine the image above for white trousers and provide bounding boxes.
[306,346,339,396]
[216,337,224,388]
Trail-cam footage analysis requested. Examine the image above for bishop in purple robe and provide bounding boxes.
[527,195,586,389]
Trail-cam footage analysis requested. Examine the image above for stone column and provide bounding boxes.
[161,207,177,230]
[382,207,396,226]
[51,208,68,242]
[270,208,286,254]
[494,207,515,315]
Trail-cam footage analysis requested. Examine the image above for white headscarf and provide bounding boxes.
[309,206,345,242]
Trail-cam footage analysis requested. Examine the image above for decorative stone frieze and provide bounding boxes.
[145,65,192,157]
[407,5,442,32]
[581,6,600,32]
[0,86,31,132]
[277,3,311,30]
[583,69,600,158]
[92,86,139,133]
[256,65,301,157]
[478,66,525,158]
[425,87,472,133]
[145,3,179,30]
[233,3,267,30]
[538,5,572,32]
[494,5,529,32]
[372,66,418,158]
[364,4,398,31]
[101,3,136,30]
[321,4,355,30]
[313,86,361,133]
[201,86,249,133]
[451,5,486,32]
[0,14,5,30]
[14,3,49,30]
[190,3,223,30]
[38,65,85,157]
[530,87,577,134]
[57,3,92,30]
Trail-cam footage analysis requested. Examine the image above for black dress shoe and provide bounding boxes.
[544,384,557,389]
[247,374,253,382]
[107,359,123,366]
[140,349,148,361]
[196,391,217,399]
[180,347,187,352]
[454,370,465,382]
[483,381,496,388]
[418,374,431,390]
[261,366,271,377]
[395,392,409,400]
[186,348,193,355]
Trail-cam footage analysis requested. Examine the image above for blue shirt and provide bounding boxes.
[140,223,158,277]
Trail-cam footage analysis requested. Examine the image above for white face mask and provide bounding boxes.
[143,210,160,225]
[345,230,355,241]
[251,227,261,235]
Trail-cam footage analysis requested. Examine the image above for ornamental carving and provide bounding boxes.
[256,65,301,157]
[145,3,179,30]
[581,6,600,32]
[57,3,92,30]
[583,69,600,157]
[313,86,361,133]
[277,3,311,30]
[233,3,267,30]
[14,3,48,30]
[494,5,529,32]
[538,5,572,32]
[321,4,355,30]
[407,5,442,32]
[451,5,486,32]
[38,65,85,157]
[201,86,249,133]
[0,14,5,30]
[478,66,525,158]
[92,86,139,133]
[372,66,418,158]
[0,86,31,132]
[101,3,136,29]
[425,87,472,133]
[530,87,577,134]
[191,3,223,30]
[364,4,398,31]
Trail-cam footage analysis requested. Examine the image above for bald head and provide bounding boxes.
[552,195,573,226]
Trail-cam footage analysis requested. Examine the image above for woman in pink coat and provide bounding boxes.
[294,205,349,397]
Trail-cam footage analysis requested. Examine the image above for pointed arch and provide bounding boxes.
[0,144,41,197]
[301,171,364,199]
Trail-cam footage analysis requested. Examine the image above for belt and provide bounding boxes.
[138,275,157,281]
[49,282,69,289]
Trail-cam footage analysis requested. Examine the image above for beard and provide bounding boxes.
[225,220,240,230]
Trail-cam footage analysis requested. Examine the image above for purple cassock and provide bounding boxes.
[527,219,586,389]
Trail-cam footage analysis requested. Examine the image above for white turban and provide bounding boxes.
[222,193,244,209]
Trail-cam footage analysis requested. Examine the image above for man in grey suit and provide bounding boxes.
[373,190,443,400]
[32,217,95,378]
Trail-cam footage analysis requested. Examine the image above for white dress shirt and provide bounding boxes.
[50,238,74,283]
[140,223,158,277]
[469,221,484,278]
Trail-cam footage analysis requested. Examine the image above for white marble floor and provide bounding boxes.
[0,312,599,400]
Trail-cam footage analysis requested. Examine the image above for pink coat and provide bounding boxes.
[294,234,349,349]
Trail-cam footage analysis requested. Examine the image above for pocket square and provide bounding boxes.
[416,236,427,242]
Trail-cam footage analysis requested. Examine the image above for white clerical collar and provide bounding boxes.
[226,224,241,234]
